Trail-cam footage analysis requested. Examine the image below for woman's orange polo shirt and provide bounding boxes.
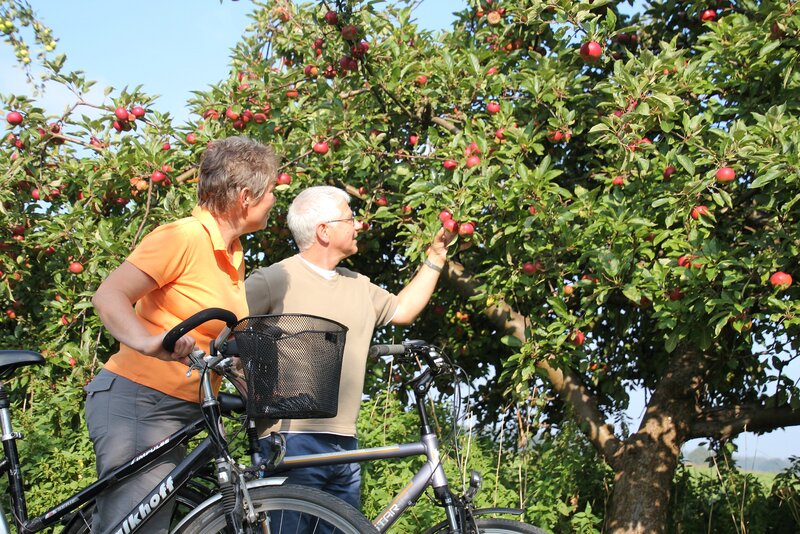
[103,206,249,403]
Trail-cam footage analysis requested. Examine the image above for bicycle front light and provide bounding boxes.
[466,469,482,500]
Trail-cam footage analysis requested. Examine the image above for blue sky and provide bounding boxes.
[0,0,467,122]
[2,1,797,462]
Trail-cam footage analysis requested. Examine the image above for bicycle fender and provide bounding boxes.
[170,477,288,533]
[470,507,524,518]
[421,508,525,534]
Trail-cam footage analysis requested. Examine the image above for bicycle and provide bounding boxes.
[251,339,548,534]
[0,308,377,534]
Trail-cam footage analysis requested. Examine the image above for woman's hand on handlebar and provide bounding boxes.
[147,332,197,365]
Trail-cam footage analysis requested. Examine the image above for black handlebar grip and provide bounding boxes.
[163,308,238,352]
[368,344,407,358]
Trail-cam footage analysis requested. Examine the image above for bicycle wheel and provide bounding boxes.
[173,483,376,533]
[61,484,209,534]
[425,517,548,534]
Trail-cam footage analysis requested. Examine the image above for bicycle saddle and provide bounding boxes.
[0,351,45,380]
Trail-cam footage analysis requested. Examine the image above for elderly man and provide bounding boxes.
[245,185,453,509]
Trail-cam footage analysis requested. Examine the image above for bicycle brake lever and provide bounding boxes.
[185,349,206,377]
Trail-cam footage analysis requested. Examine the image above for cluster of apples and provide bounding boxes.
[112,105,146,132]
[438,209,475,237]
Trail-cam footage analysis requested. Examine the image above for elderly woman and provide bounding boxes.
[85,136,278,532]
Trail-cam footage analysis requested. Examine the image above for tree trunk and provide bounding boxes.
[605,346,706,533]
[605,417,683,533]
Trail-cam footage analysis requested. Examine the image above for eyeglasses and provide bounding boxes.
[325,216,356,226]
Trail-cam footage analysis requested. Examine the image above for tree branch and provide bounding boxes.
[442,259,622,463]
[690,402,800,440]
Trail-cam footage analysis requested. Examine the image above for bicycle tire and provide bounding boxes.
[173,483,377,533]
[61,485,209,534]
[424,517,549,534]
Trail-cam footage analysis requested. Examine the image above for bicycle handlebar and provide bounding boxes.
[367,344,406,357]
[163,308,238,352]
[369,340,449,374]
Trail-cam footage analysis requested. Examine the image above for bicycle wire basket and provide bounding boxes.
[231,314,348,419]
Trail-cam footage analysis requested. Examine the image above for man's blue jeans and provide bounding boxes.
[260,432,361,531]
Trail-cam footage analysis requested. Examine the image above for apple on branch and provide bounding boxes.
[579,41,602,63]
[6,111,23,126]
[715,166,735,182]
[770,271,792,290]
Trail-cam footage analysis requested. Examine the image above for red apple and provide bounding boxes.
[375,195,388,206]
[612,176,625,186]
[691,205,710,220]
[186,133,198,145]
[409,134,419,146]
[438,209,453,222]
[151,170,166,183]
[522,261,539,275]
[486,101,500,114]
[487,66,498,75]
[464,141,481,156]
[415,74,428,85]
[668,288,684,301]
[304,64,318,77]
[547,130,564,142]
[114,106,129,121]
[131,106,146,119]
[700,9,716,21]
[6,111,23,126]
[458,222,475,236]
[253,112,267,123]
[770,271,792,289]
[276,172,292,185]
[579,41,603,63]
[571,330,585,346]
[324,11,338,25]
[312,141,329,154]
[68,261,84,274]
[442,218,459,233]
[715,167,735,182]
[162,142,171,151]
[465,155,481,168]
[663,165,677,181]
[563,284,575,296]
[341,25,359,40]
[225,108,240,121]
[443,159,458,170]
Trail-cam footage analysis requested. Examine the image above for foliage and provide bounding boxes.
[767,456,800,533]
[1,0,800,531]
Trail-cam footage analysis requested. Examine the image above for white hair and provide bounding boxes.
[288,186,351,251]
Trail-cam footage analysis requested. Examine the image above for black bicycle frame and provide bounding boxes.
[1,412,215,534]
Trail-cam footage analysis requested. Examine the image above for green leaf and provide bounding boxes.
[750,168,782,188]
[501,335,523,348]
[759,39,782,57]
[676,154,695,176]
[622,285,641,304]
[588,123,610,133]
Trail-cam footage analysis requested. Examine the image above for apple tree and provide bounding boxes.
[2,0,800,532]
